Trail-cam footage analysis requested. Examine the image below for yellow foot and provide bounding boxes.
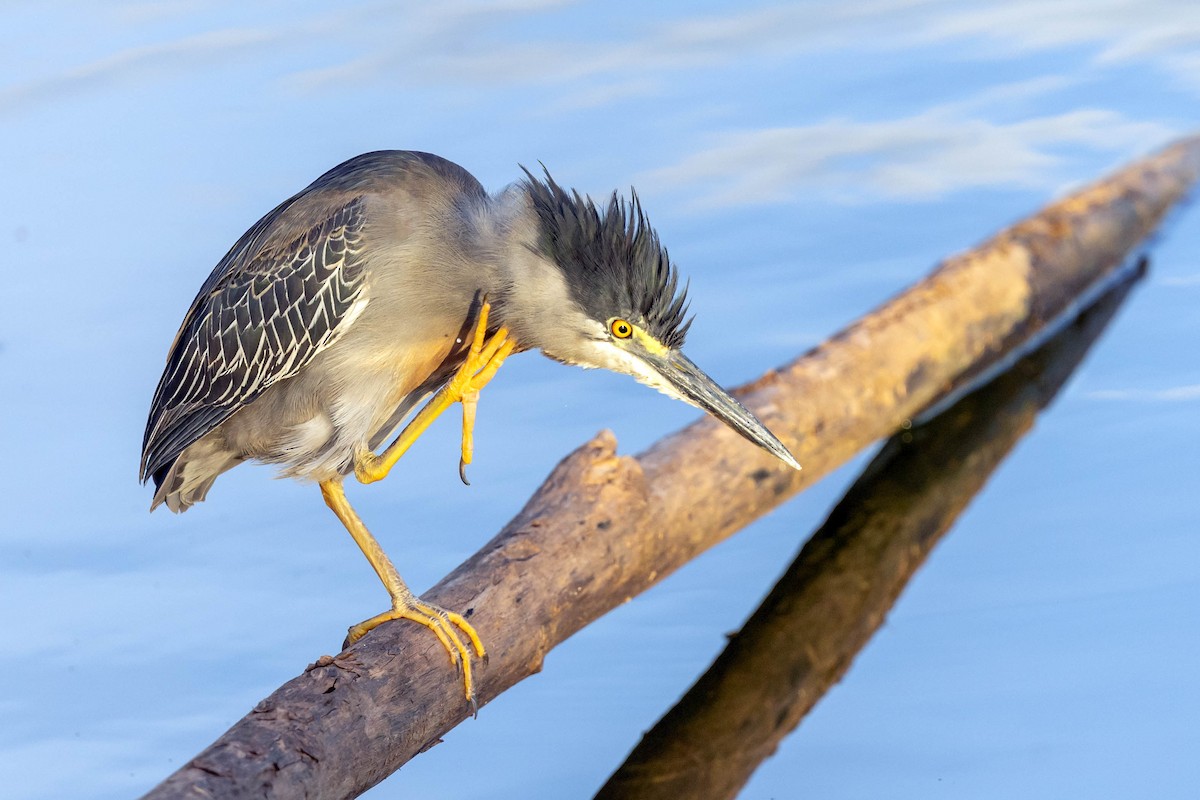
[344,593,488,707]
[453,298,515,485]
[354,298,516,486]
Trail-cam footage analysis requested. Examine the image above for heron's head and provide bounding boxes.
[517,168,800,471]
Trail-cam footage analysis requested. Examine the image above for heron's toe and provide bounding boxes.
[342,598,485,707]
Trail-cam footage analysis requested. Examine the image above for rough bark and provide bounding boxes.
[144,135,1200,800]
[594,262,1144,800]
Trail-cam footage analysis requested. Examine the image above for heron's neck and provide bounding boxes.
[478,186,595,358]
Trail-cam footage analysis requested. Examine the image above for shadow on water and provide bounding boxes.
[593,258,1149,800]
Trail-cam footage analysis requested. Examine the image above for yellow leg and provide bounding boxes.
[356,299,515,486]
[320,479,486,704]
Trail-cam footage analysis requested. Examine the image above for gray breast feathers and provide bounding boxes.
[141,197,370,486]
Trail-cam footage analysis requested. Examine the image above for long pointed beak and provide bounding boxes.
[644,349,801,471]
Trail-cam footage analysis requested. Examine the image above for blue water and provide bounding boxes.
[2,3,1198,798]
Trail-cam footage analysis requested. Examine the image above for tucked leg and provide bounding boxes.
[457,310,512,483]
[320,478,485,705]
[356,299,515,486]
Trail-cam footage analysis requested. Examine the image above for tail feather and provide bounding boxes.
[150,439,239,513]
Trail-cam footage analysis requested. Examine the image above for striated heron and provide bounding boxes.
[140,151,800,706]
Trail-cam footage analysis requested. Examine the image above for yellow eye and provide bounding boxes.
[610,319,633,339]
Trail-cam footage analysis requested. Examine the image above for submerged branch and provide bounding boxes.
[594,260,1145,800]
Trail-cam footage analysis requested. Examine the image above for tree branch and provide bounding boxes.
[144,135,1200,800]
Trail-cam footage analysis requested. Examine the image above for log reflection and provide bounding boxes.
[594,260,1147,800]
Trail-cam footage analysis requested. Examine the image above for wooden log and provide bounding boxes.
[594,261,1145,800]
[143,136,1200,800]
